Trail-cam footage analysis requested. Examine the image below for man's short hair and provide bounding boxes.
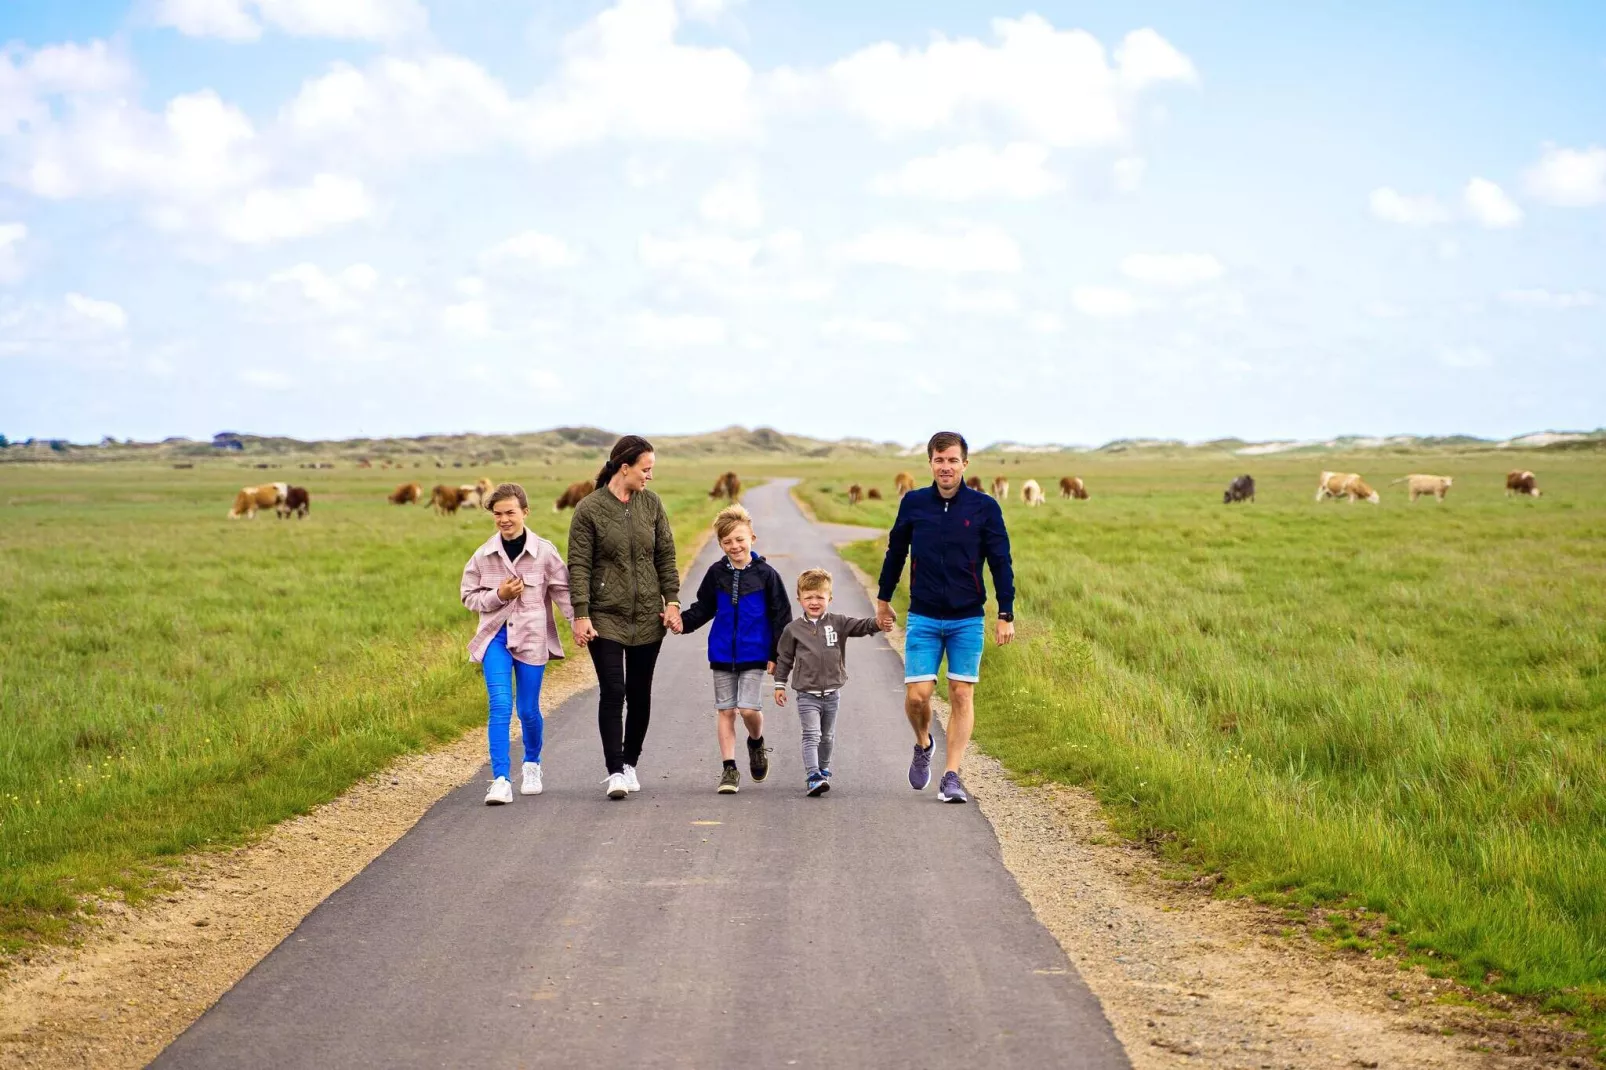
[796,568,832,595]
[927,431,969,461]
[714,503,754,541]
[486,482,528,511]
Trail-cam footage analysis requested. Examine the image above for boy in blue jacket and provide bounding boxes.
[679,504,794,794]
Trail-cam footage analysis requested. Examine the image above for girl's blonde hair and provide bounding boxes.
[714,503,754,541]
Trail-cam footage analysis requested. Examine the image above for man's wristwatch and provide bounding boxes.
[997,611,1014,623]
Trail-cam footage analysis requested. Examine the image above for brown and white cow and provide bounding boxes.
[847,483,864,506]
[965,476,982,492]
[894,471,916,497]
[1021,479,1045,506]
[431,484,464,515]
[1395,474,1453,502]
[389,481,423,505]
[228,482,286,519]
[1060,476,1089,500]
[1506,470,1542,498]
[1316,471,1380,504]
[708,471,741,501]
[990,476,1010,499]
[554,480,594,511]
[277,486,310,518]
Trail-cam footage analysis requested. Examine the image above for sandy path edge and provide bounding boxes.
[826,545,1593,1070]
[0,525,717,1070]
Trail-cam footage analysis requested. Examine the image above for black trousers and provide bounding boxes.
[587,637,664,775]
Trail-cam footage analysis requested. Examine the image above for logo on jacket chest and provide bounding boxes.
[823,625,838,647]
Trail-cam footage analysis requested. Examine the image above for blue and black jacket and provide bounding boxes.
[679,553,794,672]
[877,482,1015,620]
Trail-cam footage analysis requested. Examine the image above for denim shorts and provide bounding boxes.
[903,613,986,684]
[712,668,767,710]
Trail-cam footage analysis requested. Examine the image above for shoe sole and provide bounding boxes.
[807,782,830,797]
[520,785,542,795]
[607,788,628,800]
[937,791,968,803]
[718,785,739,794]
[750,769,768,782]
[485,798,509,806]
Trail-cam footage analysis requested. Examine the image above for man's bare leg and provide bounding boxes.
[944,681,974,774]
[904,680,935,748]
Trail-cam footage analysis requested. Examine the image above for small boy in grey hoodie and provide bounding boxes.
[772,568,890,796]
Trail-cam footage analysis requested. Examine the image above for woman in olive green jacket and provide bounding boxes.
[568,435,682,799]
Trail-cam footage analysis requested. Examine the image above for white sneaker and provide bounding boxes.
[484,777,513,805]
[520,762,543,796]
[603,773,628,800]
[622,764,641,792]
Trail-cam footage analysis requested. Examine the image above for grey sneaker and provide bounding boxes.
[747,737,770,782]
[718,765,741,794]
[909,736,934,790]
[937,770,969,803]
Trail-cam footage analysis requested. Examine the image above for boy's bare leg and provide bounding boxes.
[944,681,974,774]
[717,707,738,760]
[738,708,763,740]
[905,680,935,748]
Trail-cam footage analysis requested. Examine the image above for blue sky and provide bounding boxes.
[0,0,1602,447]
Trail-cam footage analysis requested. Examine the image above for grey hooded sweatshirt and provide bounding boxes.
[772,612,882,694]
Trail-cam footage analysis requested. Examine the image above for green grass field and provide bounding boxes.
[799,451,1605,1045]
[0,461,720,954]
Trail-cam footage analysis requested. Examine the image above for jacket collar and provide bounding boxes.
[722,551,765,571]
[477,530,542,562]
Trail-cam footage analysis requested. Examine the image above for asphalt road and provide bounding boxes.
[153,479,1129,1069]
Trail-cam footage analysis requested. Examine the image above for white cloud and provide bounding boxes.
[1463,177,1523,228]
[946,286,1020,316]
[682,0,740,19]
[837,223,1021,273]
[1499,288,1598,310]
[700,171,764,228]
[0,223,26,283]
[155,0,427,42]
[1523,145,1606,207]
[631,310,727,346]
[441,299,492,338]
[870,142,1061,201]
[282,56,514,162]
[1369,187,1450,226]
[218,174,373,243]
[1439,344,1492,368]
[639,232,762,271]
[1120,252,1222,287]
[64,292,128,330]
[821,18,1195,146]
[1071,285,1139,318]
[240,367,294,390]
[523,0,758,150]
[481,230,580,269]
[1112,156,1146,193]
[1365,300,1408,319]
[1027,311,1063,334]
[256,263,379,313]
[821,316,911,343]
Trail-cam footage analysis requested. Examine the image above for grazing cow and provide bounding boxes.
[847,484,864,506]
[708,471,742,501]
[1060,476,1089,500]
[866,487,883,500]
[1316,471,1380,504]
[990,476,1009,499]
[965,476,982,491]
[554,480,594,511]
[277,486,310,519]
[457,483,487,511]
[228,482,286,519]
[1021,479,1045,506]
[389,481,422,505]
[357,459,372,469]
[430,484,464,515]
[1506,470,1542,498]
[1223,474,1255,504]
[1394,474,1453,502]
[894,471,916,497]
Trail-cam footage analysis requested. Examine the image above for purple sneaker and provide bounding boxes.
[937,771,969,803]
[909,736,934,790]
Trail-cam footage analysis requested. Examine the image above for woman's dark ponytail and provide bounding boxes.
[595,435,655,489]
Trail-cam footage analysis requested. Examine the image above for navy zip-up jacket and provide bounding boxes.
[679,552,794,672]
[877,482,1015,620]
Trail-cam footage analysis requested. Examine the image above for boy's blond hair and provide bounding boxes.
[713,503,754,542]
[796,568,832,595]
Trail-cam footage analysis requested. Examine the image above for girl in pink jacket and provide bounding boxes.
[460,483,575,805]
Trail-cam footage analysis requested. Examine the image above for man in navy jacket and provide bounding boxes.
[876,431,1015,804]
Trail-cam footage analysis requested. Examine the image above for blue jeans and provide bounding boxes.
[483,626,546,779]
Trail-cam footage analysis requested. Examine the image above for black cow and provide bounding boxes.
[1223,474,1255,504]
[278,485,311,518]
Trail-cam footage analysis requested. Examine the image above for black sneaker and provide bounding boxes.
[747,737,770,782]
[718,765,741,794]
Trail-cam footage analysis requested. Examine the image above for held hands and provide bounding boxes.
[661,604,684,634]
[496,575,525,601]
[573,617,598,646]
[995,618,1015,646]
[875,599,896,632]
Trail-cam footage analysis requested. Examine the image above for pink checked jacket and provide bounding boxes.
[460,530,575,666]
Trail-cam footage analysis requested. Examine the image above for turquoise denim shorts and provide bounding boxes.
[903,613,985,684]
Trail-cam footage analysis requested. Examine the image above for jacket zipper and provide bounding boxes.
[625,500,639,642]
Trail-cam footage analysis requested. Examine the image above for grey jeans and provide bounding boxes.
[796,690,841,776]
